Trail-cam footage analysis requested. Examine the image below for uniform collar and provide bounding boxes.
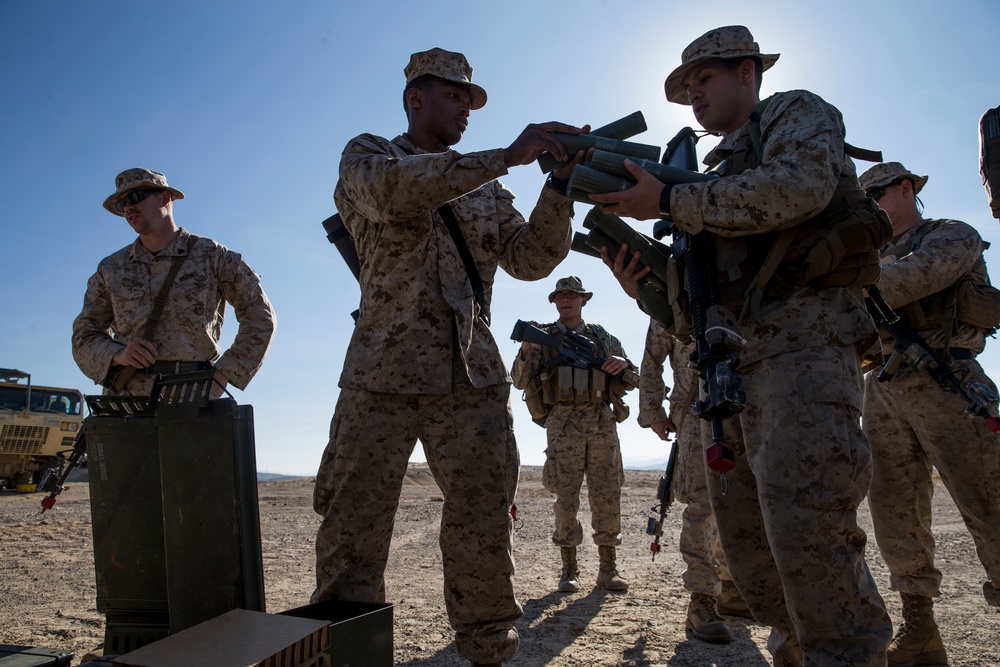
[128,227,192,263]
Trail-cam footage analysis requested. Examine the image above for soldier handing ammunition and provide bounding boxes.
[504,122,591,169]
[589,159,670,220]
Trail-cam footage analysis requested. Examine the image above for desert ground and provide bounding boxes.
[1,466,998,666]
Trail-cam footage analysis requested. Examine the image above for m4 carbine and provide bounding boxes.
[866,283,1000,433]
[510,320,639,386]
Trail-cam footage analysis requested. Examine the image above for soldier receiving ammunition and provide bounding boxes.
[638,319,751,644]
[72,168,276,397]
[510,276,635,594]
[594,25,893,666]
[311,48,589,667]
[859,161,1000,667]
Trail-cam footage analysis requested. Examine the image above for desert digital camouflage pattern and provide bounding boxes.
[670,89,877,367]
[864,216,1000,604]
[72,228,275,395]
[875,218,988,353]
[510,320,631,548]
[638,321,733,596]
[315,130,573,664]
[334,133,573,394]
[667,88,891,664]
[313,379,521,664]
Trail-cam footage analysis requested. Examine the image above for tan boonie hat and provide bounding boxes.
[858,162,928,195]
[665,25,780,105]
[548,276,593,303]
[103,168,185,216]
[404,47,487,110]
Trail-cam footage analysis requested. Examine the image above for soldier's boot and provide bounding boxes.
[887,593,948,666]
[716,579,753,619]
[984,581,1000,608]
[686,592,733,643]
[557,547,580,593]
[596,545,629,592]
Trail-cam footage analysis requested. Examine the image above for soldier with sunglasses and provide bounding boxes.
[860,161,1000,667]
[72,168,276,397]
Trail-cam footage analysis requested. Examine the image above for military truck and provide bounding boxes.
[0,368,84,490]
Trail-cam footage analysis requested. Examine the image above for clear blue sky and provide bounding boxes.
[2,1,997,475]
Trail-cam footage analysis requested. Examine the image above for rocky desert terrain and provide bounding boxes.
[1,466,998,666]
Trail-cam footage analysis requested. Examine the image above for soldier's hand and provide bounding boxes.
[211,369,230,399]
[601,244,652,300]
[112,337,158,369]
[651,419,675,441]
[601,355,629,375]
[589,160,666,220]
[504,122,591,168]
[552,149,588,182]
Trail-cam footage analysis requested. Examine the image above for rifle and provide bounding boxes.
[37,429,87,513]
[322,213,362,322]
[660,129,745,479]
[647,438,678,560]
[510,319,639,386]
[646,369,699,560]
[865,283,1000,432]
[570,126,745,481]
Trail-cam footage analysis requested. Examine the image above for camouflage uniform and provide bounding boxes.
[72,227,276,395]
[667,87,892,665]
[638,320,732,598]
[510,320,632,548]
[312,128,573,664]
[863,217,1000,602]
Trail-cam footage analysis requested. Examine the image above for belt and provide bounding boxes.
[144,361,212,375]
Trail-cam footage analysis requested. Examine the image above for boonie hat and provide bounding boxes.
[548,276,593,303]
[404,47,487,110]
[858,162,928,195]
[103,168,185,217]
[665,25,780,105]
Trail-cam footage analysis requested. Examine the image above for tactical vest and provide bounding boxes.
[885,220,1000,341]
[538,323,612,406]
[710,96,893,318]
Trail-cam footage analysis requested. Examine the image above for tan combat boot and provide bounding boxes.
[716,579,753,619]
[596,545,629,591]
[686,592,733,643]
[887,593,947,666]
[557,546,580,593]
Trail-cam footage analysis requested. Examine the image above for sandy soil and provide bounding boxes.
[1,466,997,666]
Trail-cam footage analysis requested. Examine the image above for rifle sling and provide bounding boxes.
[436,203,490,326]
[111,235,197,392]
[395,139,489,326]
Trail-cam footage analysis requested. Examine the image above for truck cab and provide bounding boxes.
[0,368,84,490]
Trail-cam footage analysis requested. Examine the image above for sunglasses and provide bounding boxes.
[867,187,887,202]
[117,189,163,214]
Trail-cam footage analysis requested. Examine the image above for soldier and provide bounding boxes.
[638,319,750,644]
[510,276,635,594]
[72,168,276,397]
[859,161,1000,667]
[311,48,587,667]
[592,25,893,665]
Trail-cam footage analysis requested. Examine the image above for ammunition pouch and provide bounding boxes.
[709,190,892,318]
[956,277,1000,332]
[522,370,550,427]
[777,193,892,289]
[636,254,693,342]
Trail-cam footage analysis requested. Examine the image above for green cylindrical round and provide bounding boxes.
[568,165,632,194]
[590,150,719,185]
